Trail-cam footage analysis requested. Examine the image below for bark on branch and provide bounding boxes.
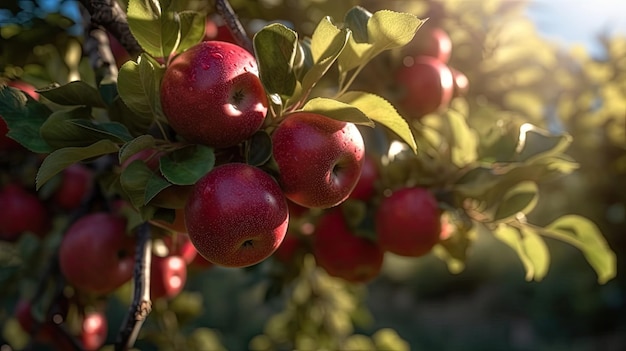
[215,0,254,52]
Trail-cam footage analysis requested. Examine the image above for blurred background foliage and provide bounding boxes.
[1,0,625,350]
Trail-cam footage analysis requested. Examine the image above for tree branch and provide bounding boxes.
[115,222,152,351]
[80,5,118,83]
[215,0,254,53]
[79,0,142,58]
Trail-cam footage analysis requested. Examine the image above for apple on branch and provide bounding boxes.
[271,112,365,209]
[160,41,268,148]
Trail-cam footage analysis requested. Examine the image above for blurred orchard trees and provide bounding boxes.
[1,0,624,350]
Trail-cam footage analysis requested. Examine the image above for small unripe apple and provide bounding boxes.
[52,164,93,210]
[375,187,441,257]
[0,183,50,240]
[348,154,379,201]
[313,209,384,283]
[160,41,268,148]
[59,213,136,294]
[272,112,365,209]
[81,311,108,351]
[396,56,454,118]
[185,163,289,267]
[151,255,187,299]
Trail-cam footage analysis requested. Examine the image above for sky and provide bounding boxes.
[525,0,626,55]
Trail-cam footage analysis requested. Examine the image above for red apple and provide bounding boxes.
[313,209,384,283]
[151,255,187,299]
[81,311,107,351]
[375,187,441,257]
[59,213,136,294]
[52,164,93,210]
[396,56,454,118]
[421,27,452,63]
[189,253,214,269]
[451,67,470,97]
[160,41,268,148]
[204,17,238,44]
[271,112,365,209]
[348,154,379,201]
[185,163,289,267]
[107,32,131,69]
[0,183,50,240]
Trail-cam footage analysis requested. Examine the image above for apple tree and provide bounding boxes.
[0,0,620,350]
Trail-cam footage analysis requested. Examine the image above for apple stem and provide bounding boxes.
[115,222,153,351]
[78,0,143,58]
[215,0,254,53]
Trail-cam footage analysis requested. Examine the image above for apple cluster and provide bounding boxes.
[278,156,444,284]
[395,26,469,119]
[157,39,367,269]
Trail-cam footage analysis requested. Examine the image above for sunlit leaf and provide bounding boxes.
[118,54,164,122]
[543,215,616,284]
[493,181,539,222]
[253,23,298,98]
[337,91,417,153]
[301,97,373,126]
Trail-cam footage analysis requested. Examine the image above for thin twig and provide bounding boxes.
[215,0,254,52]
[80,5,118,83]
[115,222,152,351]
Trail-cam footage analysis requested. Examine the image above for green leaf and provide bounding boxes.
[108,96,154,137]
[446,110,478,167]
[39,107,98,149]
[543,215,616,284]
[343,6,372,43]
[70,119,133,142]
[0,86,53,153]
[118,54,164,122]
[301,97,373,126]
[253,23,298,98]
[127,0,181,58]
[177,11,205,54]
[367,10,423,52]
[37,81,107,108]
[99,81,118,106]
[494,224,536,281]
[337,91,417,153]
[493,181,539,222]
[299,17,350,98]
[159,145,215,185]
[515,123,573,162]
[520,226,550,281]
[36,140,119,189]
[119,160,149,208]
[118,134,156,165]
[246,130,273,166]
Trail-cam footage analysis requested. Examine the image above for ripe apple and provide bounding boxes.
[271,112,365,209]
[313,209,384,283]
[407,27,452,63]
[396,55,454,118]
[80,311,108,351]
[52,164,93,210]
[151,255,187,299]
[185,163,289,267]
[59,213,136,294]
[204,17,238,45]
[160,41,268,148]
[0,183,50,240]
[451,67,470,97]
[189,253,214,269]
[375,187,441,257]
[348,154,379,201]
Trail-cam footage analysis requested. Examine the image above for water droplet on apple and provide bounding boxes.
[201,63,210,70]
[211,52,224,60]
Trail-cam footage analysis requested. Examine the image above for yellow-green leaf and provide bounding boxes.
[301,97,373,126]
[337,91,417,153]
